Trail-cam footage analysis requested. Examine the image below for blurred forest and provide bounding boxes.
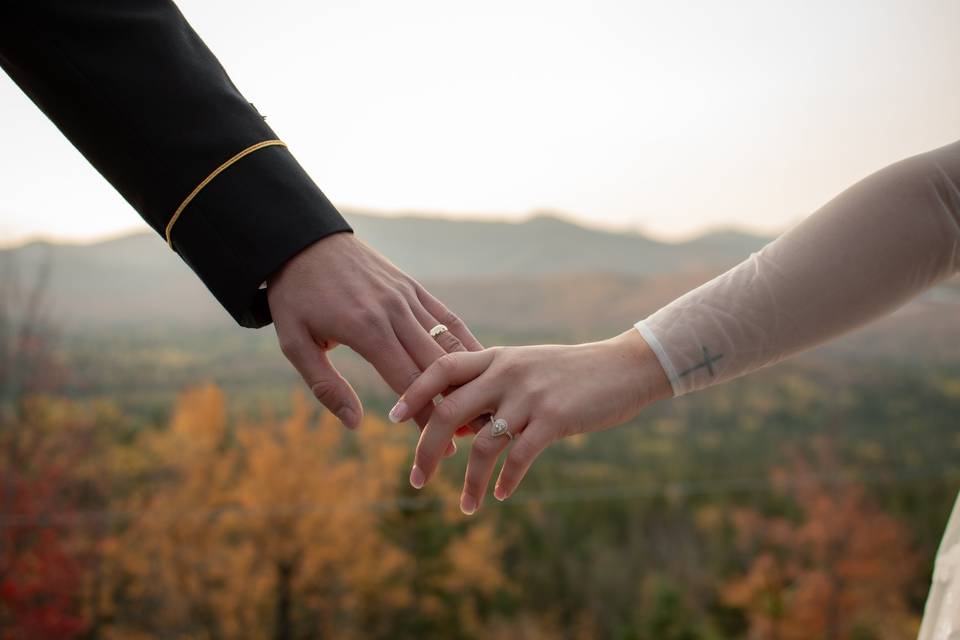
[1,232,959,640]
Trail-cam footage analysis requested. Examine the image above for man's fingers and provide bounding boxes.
[493,423,551,501]
[403,300,489,434]
[434,329,467,354]
[395,305,449,371]
[408,298,469,357]
[411,379,495,487]
[277,326,363,428]
[349,326,435,428]
[389,351,493,423]
[351,325,424,398]
[391,307,450,428]
[416,286,483,352]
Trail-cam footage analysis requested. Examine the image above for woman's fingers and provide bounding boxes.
[404,299,488,435]
[411,377,497,487]
[390,350,493,423]
[493,423,552,501]
[459,414,526,515]
[393,303,465,458]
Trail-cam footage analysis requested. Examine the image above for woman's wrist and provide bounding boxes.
[602,329,674,418]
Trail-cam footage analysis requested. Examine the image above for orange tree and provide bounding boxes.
[723,445,920,640]
[102,384,510,639]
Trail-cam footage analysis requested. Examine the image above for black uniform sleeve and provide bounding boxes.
[0,1,352,328]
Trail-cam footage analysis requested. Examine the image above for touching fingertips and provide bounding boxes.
[388,399,407,423]
[460,493,477,516]
[409,465,425,489]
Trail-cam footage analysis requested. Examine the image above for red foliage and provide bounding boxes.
[0,472,85,640]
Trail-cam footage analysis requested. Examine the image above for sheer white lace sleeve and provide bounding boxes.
[635,139,960,398]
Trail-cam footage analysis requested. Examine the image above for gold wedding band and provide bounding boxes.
[429,324,449,339]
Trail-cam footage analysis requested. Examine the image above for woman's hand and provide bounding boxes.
[388,329,672,514]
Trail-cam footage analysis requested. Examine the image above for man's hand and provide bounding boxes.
[266,232,481,430]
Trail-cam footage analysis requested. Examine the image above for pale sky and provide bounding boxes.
[2,0,958,246]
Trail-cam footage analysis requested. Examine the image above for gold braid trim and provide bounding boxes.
[165,139,287,247]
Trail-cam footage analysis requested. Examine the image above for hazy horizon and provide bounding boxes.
[0,206,781,250]
[2,0,958,246]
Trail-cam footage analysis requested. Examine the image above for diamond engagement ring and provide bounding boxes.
[429,324,449,339]
[490,417,513,440]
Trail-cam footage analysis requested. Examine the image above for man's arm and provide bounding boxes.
[0,0,348,327]
[0,1,483,434]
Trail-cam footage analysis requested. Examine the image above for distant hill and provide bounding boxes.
[346,211,772,279]
[0,211,772,329]
[3,209,958,374]
[5,208,957,361]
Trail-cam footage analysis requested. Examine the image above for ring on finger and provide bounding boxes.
[429,324,449,339]
[490,416,514,440]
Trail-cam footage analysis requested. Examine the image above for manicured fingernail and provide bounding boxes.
[460,494,477,515]
[494,485,508,501]
[389,400,407,423]
[336,407,358,429]
[409,465,425,489]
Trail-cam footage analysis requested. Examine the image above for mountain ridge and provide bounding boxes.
[1,211,771,252]
[0,210,775,329]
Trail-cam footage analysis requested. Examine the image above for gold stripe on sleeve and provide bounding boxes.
[164,139,287,248]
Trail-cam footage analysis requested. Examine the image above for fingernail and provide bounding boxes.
[494,485,508,501]
[460,494,477,515]
[443,441,457,458]
[409,465,425,489]
[388,400,407,423]
[336,407,358,429]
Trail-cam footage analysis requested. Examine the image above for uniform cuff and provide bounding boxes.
[169,144,351,328]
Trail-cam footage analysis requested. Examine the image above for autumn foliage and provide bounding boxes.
[722,445,920,640]
[86,384,506,639]
[0,383,941,639]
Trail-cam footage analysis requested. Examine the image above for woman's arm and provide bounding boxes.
[640,139,960,396]
[391,139,960,514]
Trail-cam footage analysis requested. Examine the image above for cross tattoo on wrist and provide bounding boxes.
[678,346,723,378]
